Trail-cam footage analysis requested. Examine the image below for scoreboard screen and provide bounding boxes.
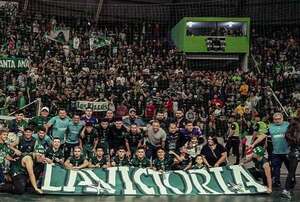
[171,17,250,54]
[206,37,226,52]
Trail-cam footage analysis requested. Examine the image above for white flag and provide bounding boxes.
[73,37,80,49]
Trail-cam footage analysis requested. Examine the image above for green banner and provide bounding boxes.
[0,57,30,70]
[41,164,267,195]
[76,101,108,111]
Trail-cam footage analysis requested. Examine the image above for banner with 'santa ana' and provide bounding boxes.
[41,164,267,195]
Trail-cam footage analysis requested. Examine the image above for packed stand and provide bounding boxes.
[0,8,299,197]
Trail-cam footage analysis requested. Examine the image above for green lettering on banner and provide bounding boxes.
[76,101,108,112]
[41,164,267,195]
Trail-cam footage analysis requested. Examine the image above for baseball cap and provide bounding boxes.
[253,146,265,157]
[24,127,33,132]
[129,108,136,113]
[41,107,49,112]
[35,145,45,154]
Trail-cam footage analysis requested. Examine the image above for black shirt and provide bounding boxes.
[108,125,128,151]
[201,144,226,167]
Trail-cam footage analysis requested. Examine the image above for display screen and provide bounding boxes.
[206,37,226,52]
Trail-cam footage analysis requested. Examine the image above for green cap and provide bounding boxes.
[253,146,265,157]
[34,144,45,154]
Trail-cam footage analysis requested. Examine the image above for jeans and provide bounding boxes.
[271,153,290,184]
[248,167,267,185]
[285,155,298,191]
[0,166,4,184]
[226,136,240,164]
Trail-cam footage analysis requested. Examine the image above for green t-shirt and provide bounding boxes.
[17,96,26,109]
[131,157,150,168]
[29,116,50,131]
[66,122,84,144]
[48,116,71,143]
[32,133,52,150]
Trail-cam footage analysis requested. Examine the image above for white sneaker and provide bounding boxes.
[281,190,291,199]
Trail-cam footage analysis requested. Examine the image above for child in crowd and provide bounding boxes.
[185,135,203,159]
[192,154,210,169]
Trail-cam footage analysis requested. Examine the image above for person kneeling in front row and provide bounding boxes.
[64,146,89,170]
[241,146,272,193]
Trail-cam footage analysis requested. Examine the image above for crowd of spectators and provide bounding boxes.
[0,6,299,196]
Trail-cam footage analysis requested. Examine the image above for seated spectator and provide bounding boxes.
[88,146,109,168]
[152,147,173,172]
[64,146,89,170]
[45,137,64,165]
[8,111,28,135]
[192,154,210,169]
[111,146,130,167]
[169,146,192,171]
[201,135,227,167]
[185,135,203,159]
[130,147,151,168]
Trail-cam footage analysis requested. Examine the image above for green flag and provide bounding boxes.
[45,28,70,44]
[89,36,111,50]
